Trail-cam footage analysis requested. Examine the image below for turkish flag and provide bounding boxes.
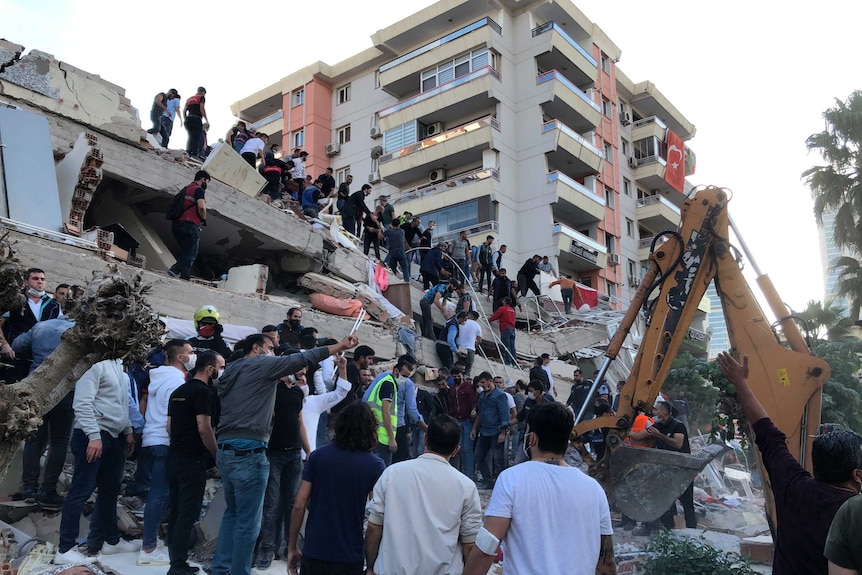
[664,130,685,193]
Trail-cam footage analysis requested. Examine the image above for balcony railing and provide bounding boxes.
[632,115,667,131]
[392,167,499,204]
[380,115,501,164]
[434,221,499,245]
[536,70,601,113]
[542,120,604,159]
[553,222,606,254]
[379,17,502,73]
[531,21,598,67]
[632,155,667,168]
[638,235,671,249]
[379,66,501,119]
[248,109,283,131]
[547,171,603,202]
[637,194,681,214]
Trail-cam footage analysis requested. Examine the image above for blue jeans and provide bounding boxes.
[316,413,330,449]
[561,288,574,314]
[211,449,270,575]
[259,449,303,554]
[389,251,409,282]
[452,420,474,478]
[475,434,505,486]
[141,445,169,549]
[373,443,392,467]
[454,260,469,284]
[168,221,200,280]
[22,390,74,495]
[159,115,174,149]
[59,429,125,553]
[501,328,517,366]
[411,427,425,458]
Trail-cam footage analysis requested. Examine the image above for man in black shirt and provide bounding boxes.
[318,168,336,201]
[332,345,375,417]
[517,255,542,298]
[342,184,372,237]
[646,400,695,529]
[257,371,310,568]
[165,351,224,575]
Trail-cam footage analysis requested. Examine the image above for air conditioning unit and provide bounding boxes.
[428,168,447,183]
[425,122,444,137]
[608,253,620,266]
[368,171,381,184]
[628,156,638,169]
[370,126,382,139]
[619,111,631,126]
[628,275,640,287]
[325,143,341,157]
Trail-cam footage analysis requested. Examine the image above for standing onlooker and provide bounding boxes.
[366,415,483,575]
[477,236,494,294]
[55,359,141,564]
[289,150,308,195]
[517,255,542,299]
[463,402,615,575]
[392,369,427,464]
[471,373,510,489]
[647,401,696,530]
[165,352,223,575]
[490,268,518,311]
[53,284,70,305]
[825,495,862,574]
[210,334,358,575]
[12,318,75,507]
[363,355,416,467]
[159,89,182,149]
[541,353,557,397]
[383,220,409,282]
[167,171,209,281]
[537,255,557,278]
[488,297,516,366]
[379,195,395,228]
[673,391,690,430]
[287,403,385,575]
[336,174,352,214]
[342,184,373,238]
[448,367,478,478]
[183,87,208,160]
[528,356,550,392]
[137,340,195,566]
[456,310,482,377]
[491,244,507,277]
[318,167,336,200]
[412,384,434,457]
[362,208,384,260]
[239,132,267,167]
[452,230,471,284]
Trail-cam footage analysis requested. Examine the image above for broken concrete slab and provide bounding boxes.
[0,502,36,524]
[202,142,266,198]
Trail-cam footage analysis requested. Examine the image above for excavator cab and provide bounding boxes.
[572,186,830,532]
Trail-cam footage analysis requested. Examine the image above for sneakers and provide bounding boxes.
[12,488,37,504]
[255,551,274,570]
[137,546,171,566]
[55,548,97,565]
[168,565,200,575]
[101,539,142,555]
[37,491,64,510]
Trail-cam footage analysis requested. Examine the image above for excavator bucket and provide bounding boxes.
[610,444,727,522]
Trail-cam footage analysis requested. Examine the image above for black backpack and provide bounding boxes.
[166,186,196,221]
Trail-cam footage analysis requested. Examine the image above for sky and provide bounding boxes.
[2,0,860,316]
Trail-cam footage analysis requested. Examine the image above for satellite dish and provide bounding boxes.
[371,145,383,160]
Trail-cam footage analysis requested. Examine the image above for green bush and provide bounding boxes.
[643,530,757,575]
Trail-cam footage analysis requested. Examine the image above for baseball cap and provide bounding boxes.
[598,384,610,396]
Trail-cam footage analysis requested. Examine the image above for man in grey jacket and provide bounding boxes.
[210,332,359,575]
[56,358,142,564]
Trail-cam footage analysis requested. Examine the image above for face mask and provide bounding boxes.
[300,382,310,398]
[453,378,462,385]
[198,324,216,338]
[182,353,197,371]
[27,287,45,298]
[527,392,536,400]
[201,182,208,190]
[288,319,301,329]
[216,368,224,379]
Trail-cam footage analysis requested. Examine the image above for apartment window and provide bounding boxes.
[420,200,479,236]
[292,129,305,148]
[621,138,631,158]
[419,47,495,92]
[383,120,420,153]
[337,125,351,144]
[627,258,637,279]
[337,84,351,105]
[607,281,617,301]
[605,232,615,254]
[605,187,615,209]
[626,218,635,238]
[623,177,632,197]
[603,141,613,163]
[292,88,304,107]
[335,166,351,185]
[600,53,611,74]
[602,98,612,117]
[580,277,592,288]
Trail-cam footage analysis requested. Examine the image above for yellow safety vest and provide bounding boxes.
[367,373,398,445]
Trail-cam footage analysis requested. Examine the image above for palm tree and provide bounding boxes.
[797,299,855,341]
[803,90,862,317]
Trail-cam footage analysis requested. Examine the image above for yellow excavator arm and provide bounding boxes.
[571,186,830,532]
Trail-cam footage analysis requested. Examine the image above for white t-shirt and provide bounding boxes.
[456,319,482,351]
[485,461,612,575]
[504,391,516,411]
[239,137,265,156]
[542,364,555,394]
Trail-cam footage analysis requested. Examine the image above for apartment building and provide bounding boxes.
[232,0,697,310]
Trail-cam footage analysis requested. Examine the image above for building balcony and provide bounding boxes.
[542,120,604,179]
[631,155,684,202]
[434,220,499,246]
[630,80,696,140]
[537,70,601,133]
[379,115,500,187]
[378,66,500,132]
[548,171,604,227]
[637,234,670,263]
[378,17,501,98]
[532,21,597,90]
[553,222,607,272]
[631,115,667,143]
[636,194,681,234]
[248,109,284,143]
[392,167,498,215]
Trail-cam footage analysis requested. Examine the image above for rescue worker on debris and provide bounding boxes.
[187,305,232,358]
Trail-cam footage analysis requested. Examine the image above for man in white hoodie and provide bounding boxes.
[56,358,142,564]
[137,340,195,566]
